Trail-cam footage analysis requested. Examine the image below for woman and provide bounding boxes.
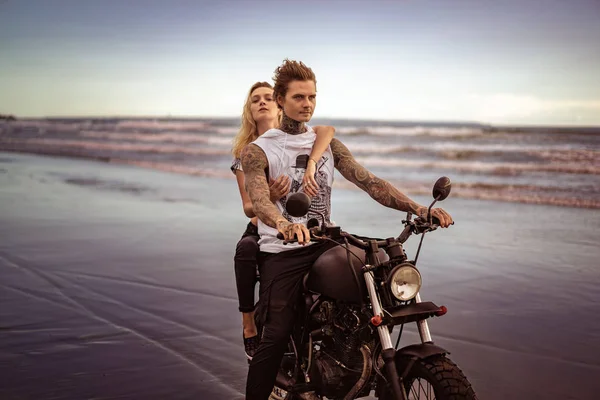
[231,81,335,359]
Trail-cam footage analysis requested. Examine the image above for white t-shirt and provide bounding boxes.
[252,127,334,253]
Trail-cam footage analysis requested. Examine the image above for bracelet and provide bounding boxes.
[308,157,318,165]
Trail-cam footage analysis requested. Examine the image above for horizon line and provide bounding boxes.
[2,114,599,129]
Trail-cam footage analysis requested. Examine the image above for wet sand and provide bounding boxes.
[1,152,599,400]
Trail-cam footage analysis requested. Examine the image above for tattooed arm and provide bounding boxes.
[240,144,311,243]
[330,138,453,227]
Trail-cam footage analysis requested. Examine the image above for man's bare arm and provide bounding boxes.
[240,144,287,230]
[330,138,424,215]
[240,144,312,242]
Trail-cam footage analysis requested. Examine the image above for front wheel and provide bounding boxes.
[382,355,477,400]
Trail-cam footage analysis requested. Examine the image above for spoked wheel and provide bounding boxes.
[383,355,477,400]
[406,376,437,399]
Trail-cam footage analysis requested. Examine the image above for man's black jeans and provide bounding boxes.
[246,240,337,400]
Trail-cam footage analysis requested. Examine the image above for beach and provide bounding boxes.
[1,152,599,400]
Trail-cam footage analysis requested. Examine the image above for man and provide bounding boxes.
[241,59,452,399]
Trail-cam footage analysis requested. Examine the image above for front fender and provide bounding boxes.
[396,342,449,361]
[376,343,450,398]
[393,342,449,381]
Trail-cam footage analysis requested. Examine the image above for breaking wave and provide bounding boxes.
[2,117,599,209]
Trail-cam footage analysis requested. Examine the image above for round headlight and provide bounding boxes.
[387,263,422,301]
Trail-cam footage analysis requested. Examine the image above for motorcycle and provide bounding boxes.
[267,177,477,400]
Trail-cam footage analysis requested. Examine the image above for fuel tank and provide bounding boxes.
[306,244,389,304]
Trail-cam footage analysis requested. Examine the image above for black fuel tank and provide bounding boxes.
[306,244,389,304]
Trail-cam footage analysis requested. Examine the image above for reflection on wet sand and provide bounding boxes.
[1,152,599,399]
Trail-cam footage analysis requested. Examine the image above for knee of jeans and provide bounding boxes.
[261,304,295,344]
[235,236,259,258]
[261,320,292,345]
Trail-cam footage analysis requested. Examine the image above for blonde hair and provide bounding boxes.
[273,59,317,109]
[232,81,274,159]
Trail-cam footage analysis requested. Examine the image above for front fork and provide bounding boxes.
[414,293,432,343]
[364,270,433,400]
[364,270,405,400]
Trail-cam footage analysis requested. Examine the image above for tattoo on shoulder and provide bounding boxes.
[240,144,267,173]
[330,138,419,213]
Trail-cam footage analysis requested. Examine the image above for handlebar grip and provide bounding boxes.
[276,232,299,244]
[427,216,455,227]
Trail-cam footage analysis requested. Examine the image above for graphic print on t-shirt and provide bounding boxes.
[280,153,331,224]
[251,128,335,253]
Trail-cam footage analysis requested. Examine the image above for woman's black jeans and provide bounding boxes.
[234,222,260,313]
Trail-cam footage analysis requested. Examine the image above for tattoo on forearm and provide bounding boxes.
[279,113,306,135]
[241,144,287,228]
[330,139,422,213]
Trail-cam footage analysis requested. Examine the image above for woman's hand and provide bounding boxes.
[269,175,290,202]
[302,158,319,197]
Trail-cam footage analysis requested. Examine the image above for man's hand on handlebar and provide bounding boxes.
[417,206,454,228]
[276,220,311,245]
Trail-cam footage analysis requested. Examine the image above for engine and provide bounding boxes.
[310,300,374,397]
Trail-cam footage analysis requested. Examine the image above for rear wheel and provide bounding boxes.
[269,386,322,400]
[269,385,289,400]
[268,351,304,400]
[383,355,477,400]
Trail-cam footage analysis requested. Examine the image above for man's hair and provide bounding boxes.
[273,59,317,109]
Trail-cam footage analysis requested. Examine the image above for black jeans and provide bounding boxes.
[246,241,337,400]
[234,222,260,313]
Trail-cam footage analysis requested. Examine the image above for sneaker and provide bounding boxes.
[244,334,260,360]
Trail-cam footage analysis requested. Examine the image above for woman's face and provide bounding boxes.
[250,87,278,128]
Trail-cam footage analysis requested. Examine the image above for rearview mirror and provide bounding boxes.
[432,177,452,201]
[285,192,311,217]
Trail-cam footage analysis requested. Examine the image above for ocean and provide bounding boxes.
[1,117,599,209]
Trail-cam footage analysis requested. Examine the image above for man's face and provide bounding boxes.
[278,80,316,123]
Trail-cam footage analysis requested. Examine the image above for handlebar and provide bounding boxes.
[276,216,449,248]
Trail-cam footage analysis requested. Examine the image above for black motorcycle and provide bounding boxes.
[268,177,477,400]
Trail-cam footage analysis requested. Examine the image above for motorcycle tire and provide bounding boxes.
[382,355,477,400]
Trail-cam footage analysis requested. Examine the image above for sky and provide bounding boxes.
[1,0,599,125]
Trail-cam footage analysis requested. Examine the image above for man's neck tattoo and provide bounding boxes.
[279,113,306,135]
